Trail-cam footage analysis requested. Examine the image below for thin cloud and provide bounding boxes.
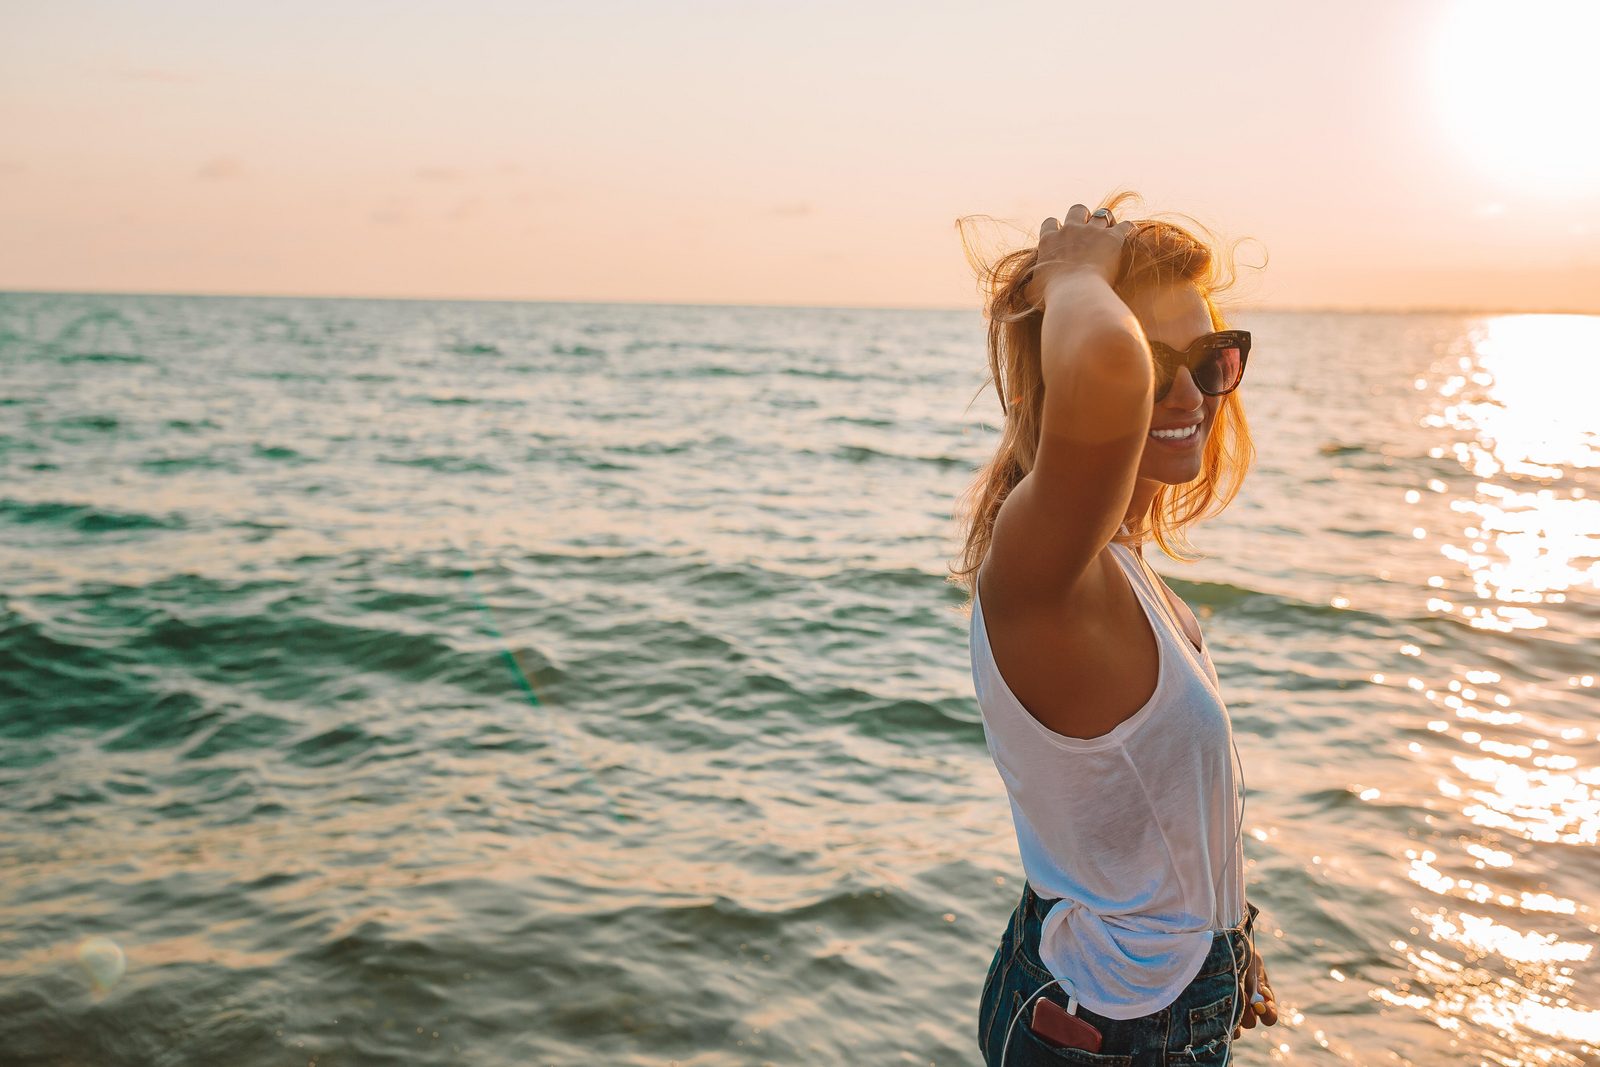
[772,201,813,218]
[370,207,408,226]
[0,160,25,176]
[414,166,462,182]
[196,156,244,181]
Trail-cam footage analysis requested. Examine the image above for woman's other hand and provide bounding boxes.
[1233,934,1279,1039]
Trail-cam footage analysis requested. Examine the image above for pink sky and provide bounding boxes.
[2,0,1598,312]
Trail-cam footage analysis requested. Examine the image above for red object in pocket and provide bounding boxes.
[1030,996,1104,1052]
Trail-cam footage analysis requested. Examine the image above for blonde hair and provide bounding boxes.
[947,190,1261,609]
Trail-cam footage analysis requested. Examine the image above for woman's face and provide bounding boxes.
[1123,282,1219,486]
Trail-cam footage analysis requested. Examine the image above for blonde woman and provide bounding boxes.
[954,198,1279,1065]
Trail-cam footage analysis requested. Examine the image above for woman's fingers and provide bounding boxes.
[1257,976,1280,1026]
[1233,944,1281,1038]
[1233,998,1279,1040]
[1028,203,1129,294]
[1236,969,1280,1039]
[1254,959,1278,1025]
[1236,982,1258,1030]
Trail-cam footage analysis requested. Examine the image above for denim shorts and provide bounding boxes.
[977,881,1261,1066]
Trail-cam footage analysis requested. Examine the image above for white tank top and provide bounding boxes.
[969,539,1246,1020]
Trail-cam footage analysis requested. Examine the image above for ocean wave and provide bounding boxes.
[139,453,234,473]
[252,443,310,463]
[0,610,152,738]
[56,414,121,431]
[57,351,148,365]
[0,498,182,532]
[829,443,968,469]
[381,454,503,474]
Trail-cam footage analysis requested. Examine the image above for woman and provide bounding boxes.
[952,197,1279,1065]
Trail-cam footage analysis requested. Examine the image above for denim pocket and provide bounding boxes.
[1187,988,1237,1050]
[1005,990,1135,1066]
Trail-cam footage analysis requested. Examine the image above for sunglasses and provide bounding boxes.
[1149,330,1250,402]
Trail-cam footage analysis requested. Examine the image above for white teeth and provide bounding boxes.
[1150,423,1199,440]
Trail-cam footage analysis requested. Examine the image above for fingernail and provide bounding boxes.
[1253,1002,1267,1015]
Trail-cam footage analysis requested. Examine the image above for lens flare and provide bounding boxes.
[75,936,126,994]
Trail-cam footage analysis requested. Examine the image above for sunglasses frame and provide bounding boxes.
[1148,329,1251,402]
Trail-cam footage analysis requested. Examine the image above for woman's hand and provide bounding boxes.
[1233,933,1279,1039]
[1023,203,1136,308]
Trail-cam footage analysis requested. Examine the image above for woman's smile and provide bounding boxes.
[1147,418,1204,449]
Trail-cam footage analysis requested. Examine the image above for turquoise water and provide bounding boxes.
[1,292,1596,1066]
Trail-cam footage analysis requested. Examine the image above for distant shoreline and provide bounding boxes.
[3,287,1596,317]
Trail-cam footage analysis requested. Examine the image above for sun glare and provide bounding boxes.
[1428,0,1600,196]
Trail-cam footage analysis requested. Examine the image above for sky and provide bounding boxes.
[2,0,1598,313]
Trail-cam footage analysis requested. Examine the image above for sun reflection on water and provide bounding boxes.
[1389,314,1600,1063]
[1422,314,1600,631]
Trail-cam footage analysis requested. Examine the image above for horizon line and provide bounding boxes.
[2,286,1596,319]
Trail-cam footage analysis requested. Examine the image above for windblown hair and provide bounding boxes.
[947,190,1260,609]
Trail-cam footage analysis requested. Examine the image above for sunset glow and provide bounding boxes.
[1429,0,1600,197]
[2,1,1598,311]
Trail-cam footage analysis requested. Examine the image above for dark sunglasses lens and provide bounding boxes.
[1195,344,1243,394]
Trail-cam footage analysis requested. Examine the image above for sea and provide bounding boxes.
[1,292,1596,1067]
